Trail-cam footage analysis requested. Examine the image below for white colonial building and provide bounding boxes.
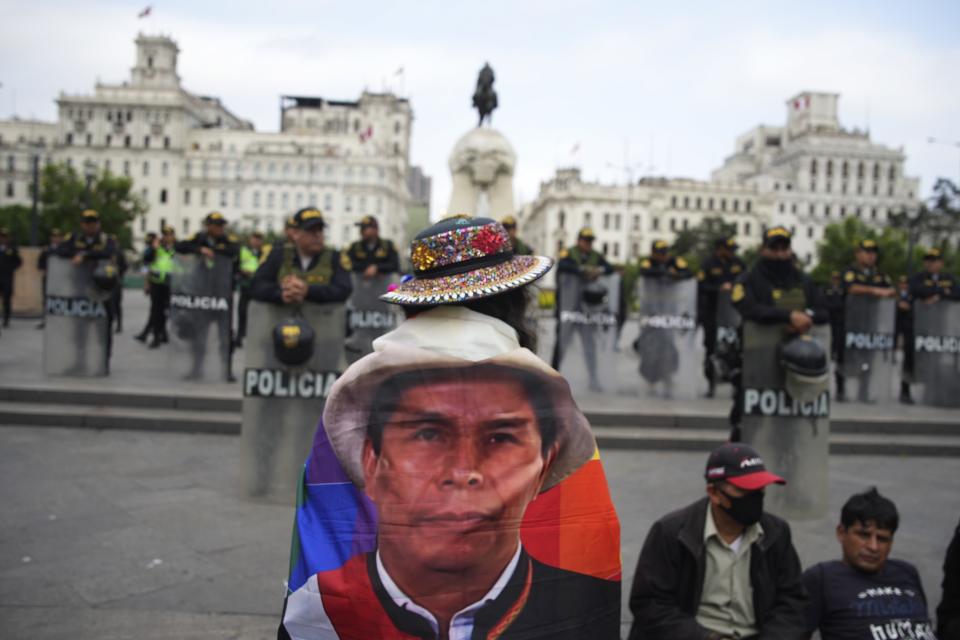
[522,91,920,269]
[0,33,416,248]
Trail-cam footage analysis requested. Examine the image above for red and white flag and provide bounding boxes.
[359,126,373,143]
[138,5,152,18]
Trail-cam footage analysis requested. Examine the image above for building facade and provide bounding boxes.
[0,33,416,249]
[522,91,921,271]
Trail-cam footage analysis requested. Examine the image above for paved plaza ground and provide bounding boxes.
[1,424,958,639]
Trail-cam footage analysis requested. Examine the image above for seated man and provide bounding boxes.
[803,488,936,640]
[628,442,807,640]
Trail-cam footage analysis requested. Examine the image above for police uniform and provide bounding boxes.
[696,242,745,394]
[143,234,176,347]
[250,208,352,305]
[639,255,692,279]
[53,211,119,372]
[729,227,828,434]
[556,246,614,277]
[501,216,534,256]
[908,270,958,301]
[235,239,265,346]
[0,230,23,328]
[36,231,61,329]
[173,212,240,381]
[345,238,399,275]
[836,257,893,400]
[822,276,845,363]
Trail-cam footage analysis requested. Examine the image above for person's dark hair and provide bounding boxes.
[840,487,899,533]
[400,287,537,351]
[366,363,557,457]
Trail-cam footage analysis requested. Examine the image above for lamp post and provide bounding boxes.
[82,159,97,208]
[29,146,41,246]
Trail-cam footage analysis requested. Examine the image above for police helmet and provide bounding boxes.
[91,262,120,292]
[272,316,316,366]
[779,335,829,403]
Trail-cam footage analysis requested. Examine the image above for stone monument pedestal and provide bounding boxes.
[447,127,516,219]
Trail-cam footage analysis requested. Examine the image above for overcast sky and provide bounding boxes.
[2,1,958,218]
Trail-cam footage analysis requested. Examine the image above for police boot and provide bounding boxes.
[148,336,162,349]
[835,373,846,402]
[134,331,148,343]
[899,381,914,405]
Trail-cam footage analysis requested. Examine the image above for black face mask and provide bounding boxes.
[762,257,793,278]
[720,488,764,526]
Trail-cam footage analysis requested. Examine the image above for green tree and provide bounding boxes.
[811,216,925,283]
[40,163,147,249]
[0,204,34,246]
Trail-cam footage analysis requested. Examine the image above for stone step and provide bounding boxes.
[2,401,959,456]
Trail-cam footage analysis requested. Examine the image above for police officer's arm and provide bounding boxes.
[557,253,580,274]
[377,241,400,275]
[803,277,830,324]
[248,248,284,304]
[54,234,79,258]
[11,247,22,270]
[174,233,203,255]
[638,258,656,277]
[304,252,353,303]
[142,246,157,266]
[75,236,117,262]
[671,257,693,279]
[216,237,241,259]
[908,273,936,302]
[734,276,792,324]
[598,252,614,275]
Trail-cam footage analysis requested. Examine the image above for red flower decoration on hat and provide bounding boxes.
[471,227,505,255]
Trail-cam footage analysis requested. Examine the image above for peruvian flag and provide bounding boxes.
[793,96,810,110]
[138,5,152,18]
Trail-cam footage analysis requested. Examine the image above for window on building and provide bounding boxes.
[584,211,592,226]
[613,243,620,258]
[234,191,241,207]
[708,198,714,210]
[123,160,131,176]
[873,184,878,196]
[164,137,171,149]
[345,195,352,212]
[201,190,208,206]
[558,209,565,229]
[283,162,290,175]
[184,189,191,205]
[873,164,880,180]
[826,160,833,177]
[779,203,785,213]
[143,161,149,176]
[358,195,367,212]
[295,192,303,208]
[160,188,168,204]
[104,160,111,173]
[144,136,150,148]
[601,242,609,256]
[825,205,831,217]
[888,185,895,196]
[86,133,92,146]
[267,191,274,208]
[791,203,797,214]
[614,213,621,231]
[809,203,815,215]
[669,218,676,231]
[682,219,689,230]
[812,180,817,192]
[858,162,865,178]
[124,135,131,148]
[840,206,846,217]
[220,190,228,207]
[140,217,146,232]
[268,162,276,175]
[161,162,168,178]
[744,222,751,236]
[695,197,701,210]
[202,161,209,179]
[682,196,689,209]
[652,217,660,231]
[720,199,727,211]
[603,212,610,230]
[281,192,289,209]
[671,195,677,208]
[733,200,740,212]
[841,161,849,178]
[746,200,752,212]
[810,159,818,174]
[142,187,148,201]
[889,166,896,181]
[732,221,739,234]
[126,111,132,122]
[5,182,13,197]
[66,133,73,145]
[632,215,640,231]
[105,134,112,147]
[774,182,780,191]
[183,218,190,234]
[324,193,332,210]
[253,191,260,207]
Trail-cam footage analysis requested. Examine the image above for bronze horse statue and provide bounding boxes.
[472,62,498,127]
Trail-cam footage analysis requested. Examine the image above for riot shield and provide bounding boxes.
[740,322,831,521]
[343,273,400,365]
[240,300,346,500]
[840,296,896,403]
[712,289,741,383]
[554,271,621,394]
[42,256,111,376]
[167,253,234,382]
[913,300,960,407]
[633,277,700,398]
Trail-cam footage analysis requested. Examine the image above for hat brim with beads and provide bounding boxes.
[381,216,553,305]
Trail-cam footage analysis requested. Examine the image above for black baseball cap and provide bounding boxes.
[294,207,326,230]
[858,239,879,252]
[704,443,786,490]
[355,215,378,228]
[578,227,596,240]
[763,226,792,248]
[81,209,100,222]
[652,239,669,253]
[923,247,943,261]
[204,211,227,225]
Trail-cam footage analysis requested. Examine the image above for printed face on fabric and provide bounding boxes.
[362,368,558,579]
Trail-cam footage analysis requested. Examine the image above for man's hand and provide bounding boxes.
[721,282,733,291]
[199,247,215,258]
[788,310,813,334]
[924,295,940,305]
[363,264,378,279]
[72,253,84,266]
[897,299,910,311]
[878,287,897,298]
[583,266,601,281]
[281,275,307,304]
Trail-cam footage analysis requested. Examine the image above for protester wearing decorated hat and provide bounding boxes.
[279,215,622,639]
[697,236,746,397]
[833,238,896,402]
[501,214,534,255]
[0,226,22,331]
[250,207,351,306]
[640,239,692,279]
[628,442,805,640]
[345,214,399,280]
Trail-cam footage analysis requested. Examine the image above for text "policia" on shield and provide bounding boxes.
[243,368,340,399]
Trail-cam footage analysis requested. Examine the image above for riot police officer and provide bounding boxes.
[835,239,896,402]
[174,211,240,381]
[136,226,176,348]
[696,237,745,396]
[501,215,534,255]
[0,226,22,331]
[729,226,828,436]
[250,207,352,305]
[235,231,266,349]
[902,248,959,403]
[639,239,692,278]
[36,228,63,329]
[345,215,399,279]
[54,209,120,371]
[552,227,614,390]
